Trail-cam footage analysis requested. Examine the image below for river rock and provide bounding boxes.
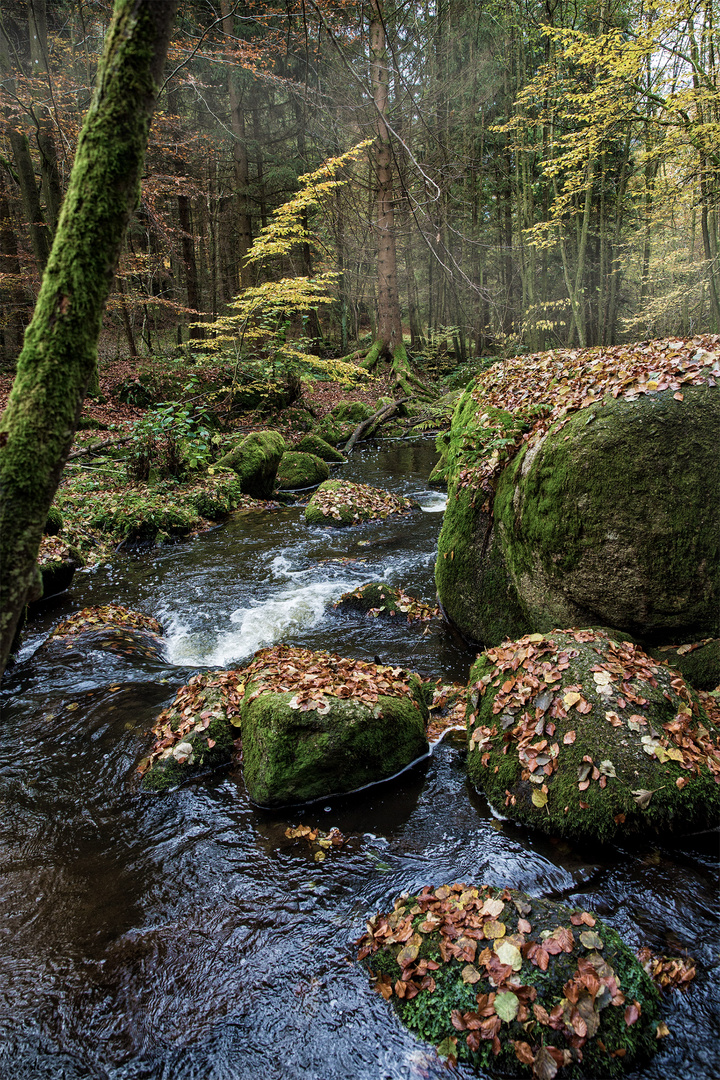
[335,582,439,624]
[275,450,329,490]
[237,645,428,806]
[295,433,347,463]
[310,416,355,447]
[50,603,164,660]
[466,628,720,844]
[138,671,241,791]
[305,480,418,526]
[357,883,660,1077]
[436,347,720,649]
[36,535,83,600]
[213,429,285,497]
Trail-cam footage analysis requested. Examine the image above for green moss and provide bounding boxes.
[331,400,374,423]
[44,506,63,535]
[646,639,720,691]
[295,433,346,463]
[213,429,286,497]
[275,451,329,490]
[466,630,720,844]
[360,886,660,1077]
[311,417,355,447]
[140,690,236,792]
[241,686,428,806]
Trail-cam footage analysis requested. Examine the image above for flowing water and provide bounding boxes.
[0,440,717,1080]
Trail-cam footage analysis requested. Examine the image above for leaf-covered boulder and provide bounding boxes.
[436,339,720,648]
[49,603,164,661]
[357,883,660,1078]
[212,429,285,497]
[466,629,720,844]
[275,450,329,490]
[335,582,439,624]
[295,433,346,463]
[138,671,242,791]
[236,645,428,806]
[646,638,720,692]
[305,479,418,527]
[36,535,83,600]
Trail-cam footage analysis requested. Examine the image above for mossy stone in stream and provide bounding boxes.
[213,429,286,497]
[138,674,241,791]
[237,646,428,806]
[335,582,439,623]
[295,433,346,463]
[275,451,329,490]
[358,884,660,1077]
[331,400,374,423]
[310,417,355,448]
[305,479,418,527]
[466,628,720,844]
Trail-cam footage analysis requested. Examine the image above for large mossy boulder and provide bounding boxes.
[331,399,374,423]
[213,429,285,497]
[310,416,355,448]
[436,340,720,648]
[295,433,346,463]
[236,645,428,806]
[466,628,720,844]
[138,671,241,791]
[357,883,660,1078]
[305,480,418,526]
[275,451,329,490]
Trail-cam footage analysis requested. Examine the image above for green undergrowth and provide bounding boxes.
[54,469,267,564]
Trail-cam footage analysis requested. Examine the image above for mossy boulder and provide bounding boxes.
[275,451,329,490]
[236,645,428,806]
[428,431,450,489]
[295,433,346,463]
[138,671,242,791]
[436,377,720,648]
[44,506,64,535]
[646,638,720,691]
[305,480,418,527]
[331,400,374,423]
[466,628,720,844]
[358,883,660,1078]
[47,604,164,661]
[335,582,439,624]
[36,535,84,600]
[213,429,286,497]
[310,416,355,447]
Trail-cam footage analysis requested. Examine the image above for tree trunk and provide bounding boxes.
[221,0,253,289]
[28,0,63,234]
[0,0,177,680]
[0,169,28,364]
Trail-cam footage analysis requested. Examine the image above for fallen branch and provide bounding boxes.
[343,397,409,454]
[68,434,132,460]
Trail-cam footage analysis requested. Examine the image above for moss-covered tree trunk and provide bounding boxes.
[0,0,177,680]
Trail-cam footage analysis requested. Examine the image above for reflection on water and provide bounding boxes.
[0,440,717,1080]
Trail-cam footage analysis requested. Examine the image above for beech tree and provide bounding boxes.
[0,0,177,679]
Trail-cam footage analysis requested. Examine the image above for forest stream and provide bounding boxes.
[0,440,717,1080]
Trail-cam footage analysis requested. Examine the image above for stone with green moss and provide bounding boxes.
[44,506,64,535]
[275,451,329,490]
[331,400,374,423]
[335,582,439,623]
[237,646,428,806]
[310,416,355,448]
[646,638,720,691]
[358,883,660,1077]
[436,383,720,648]
[466,628,720,844]
[305,479,418,527]
[295,433,346,463]
[139,674,240,792]
[213,429,285,497]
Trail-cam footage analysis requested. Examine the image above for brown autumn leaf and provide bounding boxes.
[533,1044,559,1080]
[563,729,576,744]
[514,1041,535,1066]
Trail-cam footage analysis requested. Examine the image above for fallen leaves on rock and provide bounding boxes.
[336,582,440,624]
[52,604,162,638]
[308,480,416,524]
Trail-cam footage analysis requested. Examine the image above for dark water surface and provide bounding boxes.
[0,441,717,1079]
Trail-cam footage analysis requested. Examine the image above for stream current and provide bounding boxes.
[0,440,717,1079]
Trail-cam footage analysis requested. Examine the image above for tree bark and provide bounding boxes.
[221,0,253,289]
[0,0,177,679]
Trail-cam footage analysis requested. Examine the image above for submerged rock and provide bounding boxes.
[435,343,720,649]
[213,429,286,497]
[466,628,720,844]
[305,480,418,526]
[358,883,660,1077]
[335,582,439,624]
[275,450,329,490]
[50,603,164,661]
[295,433,347,463]
[237,645,428,806]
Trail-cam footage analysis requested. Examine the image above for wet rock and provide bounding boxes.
[436,381,720,648]
[238,645,428,806]
[35,536,84,601]
[335,582,439,624]
[295,433,347,463]
[138,671,242,791]
[358,883,660,1077]
[646,637,720,691]
[305,480,418,526]
[213,429,286,497]
[465,628,720,844]
[275,451,329,491]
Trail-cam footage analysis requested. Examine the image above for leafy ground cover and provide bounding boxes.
[448,335,720,508]
[357,883,661,1077]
